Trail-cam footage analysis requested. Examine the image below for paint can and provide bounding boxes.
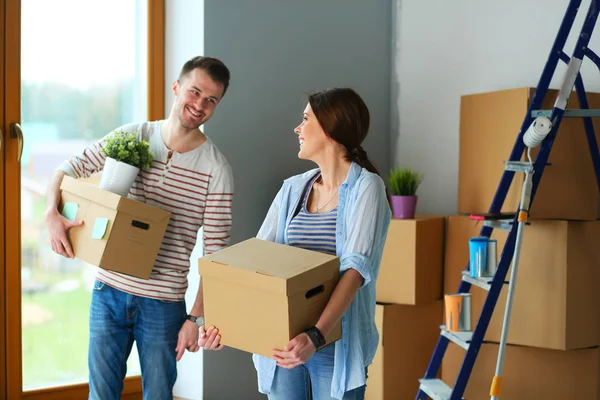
[482,239,498,278]
[444,293,471,332]
[469,237,488,278]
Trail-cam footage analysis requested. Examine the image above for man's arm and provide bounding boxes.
[46,169,66,215]
[178,162,234,357]
[45,136,109,258]
[44,170,83,258]
[192,163,234,318]
[203,163,234,255]
[189,279,204,318]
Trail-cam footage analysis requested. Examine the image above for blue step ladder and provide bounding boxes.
[416,1,600,399]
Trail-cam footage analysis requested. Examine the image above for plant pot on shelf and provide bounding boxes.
[391,195,418,219]
[98,157,140,197]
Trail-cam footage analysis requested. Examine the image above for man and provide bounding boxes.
[44,56,234,400]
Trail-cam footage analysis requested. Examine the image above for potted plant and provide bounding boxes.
[99,130,154,197]
[387,167,423,219]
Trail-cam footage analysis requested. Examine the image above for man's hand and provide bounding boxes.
[272,333,316,369]
[175,320,201,361]
[198,326,224,351]
[45,209,83,258]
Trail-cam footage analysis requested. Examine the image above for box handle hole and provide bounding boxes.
[131,220,150,230]
[305,285,324,299]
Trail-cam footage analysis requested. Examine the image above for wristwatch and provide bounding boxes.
[304,326,326,349]
[186,314,204,327]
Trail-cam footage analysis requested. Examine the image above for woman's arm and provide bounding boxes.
[315,269,363,337]
[273,175,391,368]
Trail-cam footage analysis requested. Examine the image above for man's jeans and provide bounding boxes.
[268,343,368,400]
[88,280,186,400]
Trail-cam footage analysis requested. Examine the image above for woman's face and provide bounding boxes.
[294,104,330,161]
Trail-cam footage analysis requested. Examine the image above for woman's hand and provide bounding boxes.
[198,326,224,351]
[272,333,316,369]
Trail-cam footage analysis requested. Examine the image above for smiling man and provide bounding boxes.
[44,56,234,400]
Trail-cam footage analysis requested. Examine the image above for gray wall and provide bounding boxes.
[202,1,392,399]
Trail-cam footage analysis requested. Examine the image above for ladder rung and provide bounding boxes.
[440,325,472,350]
[483,219,514,231]
[504,161,533,172]
[531,109,600,118]
[418,379,458,400]
[461,270,493,290]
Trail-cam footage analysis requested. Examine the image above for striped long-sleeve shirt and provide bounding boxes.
[59,120,234,301]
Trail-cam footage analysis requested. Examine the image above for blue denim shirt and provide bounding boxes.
[252,162,392,399]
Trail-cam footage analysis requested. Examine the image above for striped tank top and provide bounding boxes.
[288,174,338,255]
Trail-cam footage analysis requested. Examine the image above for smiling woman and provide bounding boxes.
[1,0,165,399]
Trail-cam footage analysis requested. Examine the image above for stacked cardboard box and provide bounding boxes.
[442,342,600,399]
[458,87,600,220]
[442,87,600,398]
[366,216,445,399]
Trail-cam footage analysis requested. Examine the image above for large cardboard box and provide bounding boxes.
[365,302,442,400]
[376,216,445,305]
[198,238,341,358]
[444,215,600,350]
[60,176,171,279]
[442,342,600,399]
[458,87,600,220]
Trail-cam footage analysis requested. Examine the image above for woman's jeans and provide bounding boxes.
[268,343,367,400]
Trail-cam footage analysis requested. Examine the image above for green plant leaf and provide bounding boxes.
[101,130,154,170]
[386,167,423,196]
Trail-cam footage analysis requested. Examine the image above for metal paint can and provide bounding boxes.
[444,293,471,332]
[482,239,498,278]
[469,237,488,278]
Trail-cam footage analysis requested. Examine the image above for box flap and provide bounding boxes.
[60,176,171,224]
[200,238,339,295]
[116,197,171,223]
[60,176,122,210]
[200,258,287,294]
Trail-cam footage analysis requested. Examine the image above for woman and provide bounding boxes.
[199,87,391,400]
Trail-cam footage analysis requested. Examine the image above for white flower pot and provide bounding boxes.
[99,157,140,197]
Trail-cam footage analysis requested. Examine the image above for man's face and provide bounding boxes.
[172,68,225,130]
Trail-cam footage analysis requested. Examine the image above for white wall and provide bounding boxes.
[165,1,205,399]
[394,0,600,215]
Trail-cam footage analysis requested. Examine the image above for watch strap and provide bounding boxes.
[304,326,326,349]
[186,314,204,327]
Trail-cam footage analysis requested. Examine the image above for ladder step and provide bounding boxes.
[470,211,516,222]
[440,325,472,350]
[483,219,514,231]
[531,109,600,118]
[461,270,493,290]
[504,161,533,172]
[418,379,459,400]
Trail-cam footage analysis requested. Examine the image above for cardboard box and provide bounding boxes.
[60,176,171,279]
[442,342,600,399]
[444,215,600,350]
[365,302,442,400]
[458,87,600,220]
[198,238,341,357]
[376,216,445,305]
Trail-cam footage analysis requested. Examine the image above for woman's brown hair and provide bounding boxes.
[308,88,382,177]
